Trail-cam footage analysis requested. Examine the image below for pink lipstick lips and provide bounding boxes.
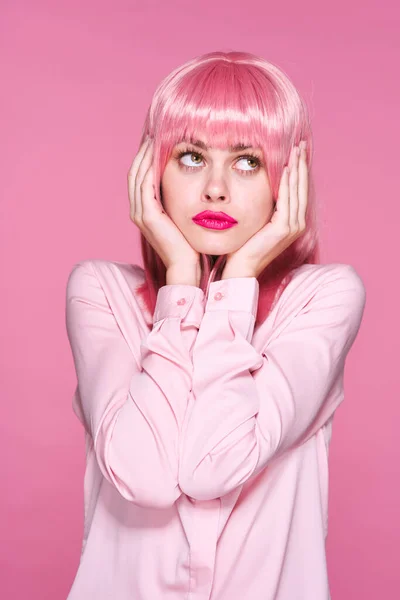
[192,210,238,230]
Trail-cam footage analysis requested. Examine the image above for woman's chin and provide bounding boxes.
[193,244,234,257]
[188,236,242,257]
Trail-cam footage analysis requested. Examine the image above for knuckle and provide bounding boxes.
[279,224,291,237]
[131,212,141,225]
[141,213,152,226]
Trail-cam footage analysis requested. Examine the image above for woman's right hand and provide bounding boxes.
[128,138,201,284]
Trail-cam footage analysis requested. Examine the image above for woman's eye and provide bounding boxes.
[235,157,259,171]
[177,151,260,173]
[180,152,203,167]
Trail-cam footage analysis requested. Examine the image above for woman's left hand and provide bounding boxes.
[221,141,309,280]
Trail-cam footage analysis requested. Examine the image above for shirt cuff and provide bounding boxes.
[206,277,259,318]
[153,285,205,326]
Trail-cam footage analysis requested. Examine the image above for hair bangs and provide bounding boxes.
[158,65,275,163]
[150,60,294,201]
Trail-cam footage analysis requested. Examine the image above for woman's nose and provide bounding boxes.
[203,192,227,202]
[202,178,230,203]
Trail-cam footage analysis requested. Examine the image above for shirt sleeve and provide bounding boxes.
[178,265,366,501]
[65,260,205,509]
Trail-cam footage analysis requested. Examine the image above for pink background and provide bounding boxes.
[1,0,398,598]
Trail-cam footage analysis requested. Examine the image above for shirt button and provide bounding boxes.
[177,297,186,305]
[214,291,224,301]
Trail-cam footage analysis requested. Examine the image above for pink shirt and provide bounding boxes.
[65,258,366,600]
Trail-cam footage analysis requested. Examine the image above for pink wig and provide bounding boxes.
[134,50,320,326]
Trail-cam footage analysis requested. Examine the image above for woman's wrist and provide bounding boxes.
[221,261,257,280]
[166,263,201,287]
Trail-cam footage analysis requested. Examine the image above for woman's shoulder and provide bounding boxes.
[66,259,149,321]
[67,258,145,290]
[289,261,365,292]
[270,261,366,323]
[66,258,153,330]
[254,261,366,350]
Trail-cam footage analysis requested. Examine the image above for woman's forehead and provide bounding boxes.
[175,136,261,151]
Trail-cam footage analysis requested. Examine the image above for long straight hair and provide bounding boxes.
[134,50,320,326]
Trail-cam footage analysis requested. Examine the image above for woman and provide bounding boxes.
[65,50,366,599]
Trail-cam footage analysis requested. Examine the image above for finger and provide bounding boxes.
[298,145,308,229]
[275,145,296,231]
[275,164,290,230]
[141,164,162,224]
[288,144,297,170]
[134,140,154,222]
[127,137,150,187]
[128,138,150,216]
[289,147,300,231]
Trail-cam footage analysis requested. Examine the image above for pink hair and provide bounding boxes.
[134,50,320,326]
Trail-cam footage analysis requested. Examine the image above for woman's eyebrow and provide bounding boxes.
[186,138,254,152]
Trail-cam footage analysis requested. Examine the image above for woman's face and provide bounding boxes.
[160,139,275,257]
